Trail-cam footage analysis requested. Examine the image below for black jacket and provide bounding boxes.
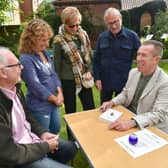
[0,84,49,168]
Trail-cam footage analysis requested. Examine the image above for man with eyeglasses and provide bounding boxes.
[93,7,141,104]
[0,47,77,168]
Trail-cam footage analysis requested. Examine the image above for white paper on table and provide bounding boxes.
[99,109,123,122]
[115,129,168,158]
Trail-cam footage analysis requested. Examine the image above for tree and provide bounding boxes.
[151,10,168,40]
[0,0,10,25]
[151,10,168,59]
[35,0,61,35]
[0,0,21,25]
[0,0,22,55]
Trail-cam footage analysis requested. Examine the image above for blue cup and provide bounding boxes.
[128,134,138,145]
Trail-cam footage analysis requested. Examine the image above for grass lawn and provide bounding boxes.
[159,61,168,73]
[21,62,168,168]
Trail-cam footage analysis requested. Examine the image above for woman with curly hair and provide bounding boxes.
[19,18,63,134]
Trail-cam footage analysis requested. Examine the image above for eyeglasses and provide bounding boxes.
[106,19,120,27]
[4,62,22,68]
[68,24,80,29]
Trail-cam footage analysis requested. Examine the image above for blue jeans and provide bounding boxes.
[15,139,77,168]
[16,157,72,168]
[31,107,60,134]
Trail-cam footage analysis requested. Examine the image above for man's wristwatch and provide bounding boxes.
[132,119,138,127]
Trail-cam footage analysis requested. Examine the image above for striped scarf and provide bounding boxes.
[54,24,92,94]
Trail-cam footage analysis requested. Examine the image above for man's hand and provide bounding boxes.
[100,101,115,112]
[108,119,136,131]
[41,132,59,153]
[46,137,59,153]
[40,132,59,141]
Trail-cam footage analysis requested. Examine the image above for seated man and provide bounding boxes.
[101,40,168,133]
[0,46,77,168]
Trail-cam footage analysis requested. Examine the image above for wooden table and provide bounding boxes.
[64,106,168,168]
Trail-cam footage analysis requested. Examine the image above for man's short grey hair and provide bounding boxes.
[0,46,9,67]
[142,40,164,58]
[104,7,121,22]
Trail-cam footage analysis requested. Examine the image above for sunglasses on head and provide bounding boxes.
[68,24,80,28]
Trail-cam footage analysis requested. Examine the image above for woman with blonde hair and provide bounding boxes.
[53,7,95,138]
[19,18,64,134]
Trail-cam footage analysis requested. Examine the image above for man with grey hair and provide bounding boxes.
[101,40,168,133]
[93,7,141,103]
[0,47,77,168]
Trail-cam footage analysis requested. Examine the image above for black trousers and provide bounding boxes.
[100,89,121,104]
[62,80,95,138]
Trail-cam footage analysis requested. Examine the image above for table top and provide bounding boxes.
[64,106,168,168]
